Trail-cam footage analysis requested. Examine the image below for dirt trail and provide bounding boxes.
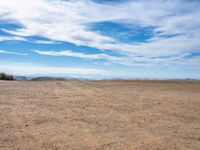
[0,80,200,150]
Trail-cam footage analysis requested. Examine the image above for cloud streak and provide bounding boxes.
[33,49,200,69]
[0,50,28,56]
[33,49,123,61]
[0,36,27,42]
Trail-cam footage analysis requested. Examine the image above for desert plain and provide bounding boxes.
[0,80,200,150]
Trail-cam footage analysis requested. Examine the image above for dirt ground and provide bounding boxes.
[0,80,200,150]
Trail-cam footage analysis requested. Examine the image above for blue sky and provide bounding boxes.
[0,0,200,79]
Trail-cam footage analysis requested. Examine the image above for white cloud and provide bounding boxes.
[0,0,199,61]
[32,49,152,66]
[33,49,123,61]
[0,34,59,44]
[0,36,27,42]
[33,49,200,69]
[0,49,28,56]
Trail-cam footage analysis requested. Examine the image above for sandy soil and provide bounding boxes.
[0,80,200,150]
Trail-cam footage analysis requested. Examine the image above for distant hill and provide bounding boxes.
[30,76,69,81]
[167,78,200,82]
[14,76,29,81]
[1,73,199,81]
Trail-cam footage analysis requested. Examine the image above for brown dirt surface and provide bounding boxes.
[0,80,200,150]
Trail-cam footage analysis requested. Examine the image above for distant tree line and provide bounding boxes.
[0,73,15,80]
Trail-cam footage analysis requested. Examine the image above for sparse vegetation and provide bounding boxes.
[0,72,15,80]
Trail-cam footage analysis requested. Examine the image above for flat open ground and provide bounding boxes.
[0,80,200,150]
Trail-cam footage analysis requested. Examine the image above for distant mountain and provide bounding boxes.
[4,74,200,81]
[30,76,69,81]
[167,78,200,82]
[14,76,29,80]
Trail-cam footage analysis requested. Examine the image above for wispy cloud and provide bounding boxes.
[0,36,27,42]
[33,49,123,61]
[0,0,199,57]
[33,49,200,69]
[0,50,28,56]
[0,0,200,71]
[0,35,60,44]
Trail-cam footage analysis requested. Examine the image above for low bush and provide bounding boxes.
[0,73,15,80]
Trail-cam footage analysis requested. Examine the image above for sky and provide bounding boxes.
[0,0,200,79]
